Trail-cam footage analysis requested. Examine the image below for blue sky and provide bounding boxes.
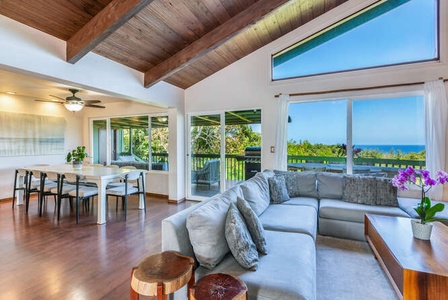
[280,0,434,146]
[288,96,425,146]
[273,0,437,79]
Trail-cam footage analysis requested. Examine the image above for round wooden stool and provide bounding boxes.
[130,251,195,300]
[190,273,248,300]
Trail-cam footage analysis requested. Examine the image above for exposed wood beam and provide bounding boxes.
[67,0,154,64]
[144,0,291,88]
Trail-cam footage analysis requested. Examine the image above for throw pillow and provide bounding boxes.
[186,186,243,269]
[240,172,270,216]
[273,170,318,198]
[225,203,259,270]
[268,175,290,204]
[274,170,300,197]
[236,197,268,254]
[342,175,377,205]
[317,172,343,199]
[375,177,398,206]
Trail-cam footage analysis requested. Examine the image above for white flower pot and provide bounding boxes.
[411,219,433,240]
[72,161,83,170]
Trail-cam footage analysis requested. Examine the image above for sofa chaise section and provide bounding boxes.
[195,230,316,300]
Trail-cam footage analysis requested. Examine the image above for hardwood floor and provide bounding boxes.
[0,195,195,299]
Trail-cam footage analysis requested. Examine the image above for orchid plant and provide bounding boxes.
[392,167,448,224]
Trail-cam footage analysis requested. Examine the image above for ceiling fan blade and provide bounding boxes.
[35,98,65,104]
[84,100,101,104]
[49,94,65,101]
[85,104,105,109]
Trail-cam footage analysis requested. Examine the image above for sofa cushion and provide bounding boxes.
[274,170,318,198]
[186,186,243,269]
[268,175,290,204]
[236,197,268,254]
[259,204,318,240]
[225,203,259,270]
[196,230,316,300]
[240,172,270,216]
[317,172,343,199]
[342,175,377,205]
[376,177,398,206]
[319,198,411,223]
[280,196,319,212]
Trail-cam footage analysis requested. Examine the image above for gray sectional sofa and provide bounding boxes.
[161,169,442,300]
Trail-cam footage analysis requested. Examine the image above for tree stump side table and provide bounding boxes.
[130,251,195,300]
[189,273,248,300]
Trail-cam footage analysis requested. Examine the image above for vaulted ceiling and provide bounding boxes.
[0,0,347,90]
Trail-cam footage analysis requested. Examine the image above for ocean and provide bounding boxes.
[356,145,425,154]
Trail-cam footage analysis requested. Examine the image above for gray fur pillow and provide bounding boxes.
[342,175,377,205]
[225,203,259,270]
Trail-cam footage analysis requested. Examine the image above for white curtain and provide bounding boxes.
[424,80,448,200]
[274,94,289,170]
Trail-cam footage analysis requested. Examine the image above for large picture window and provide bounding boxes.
[287,95,425,177]
[272,0,438,80]
[91,115,169,171]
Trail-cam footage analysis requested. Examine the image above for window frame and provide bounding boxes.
[287,87,425,174]
[270,0,441,82]
[89,113,169,172]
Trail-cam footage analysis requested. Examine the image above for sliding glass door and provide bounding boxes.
[189,114,222,199]
[188,109,262,200]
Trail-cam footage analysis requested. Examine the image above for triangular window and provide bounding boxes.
[272,0,438,80]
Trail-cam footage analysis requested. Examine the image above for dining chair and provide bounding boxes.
[53,173,77,221]
[31,170,58,216]
[12,168,29,209]
[64,173,98,224]
[106,171,145,221]
[105,165,119,168]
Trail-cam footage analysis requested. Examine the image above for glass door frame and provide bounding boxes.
[90,118,111,165]
[186,112,226,201]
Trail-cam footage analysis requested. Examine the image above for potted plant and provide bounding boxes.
[66,146,88,170]
[392,167,448,240]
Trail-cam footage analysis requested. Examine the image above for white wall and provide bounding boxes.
[81,101,184,198]
[0,15,187,200]
[185,0,448,173]
[0,94,83,199]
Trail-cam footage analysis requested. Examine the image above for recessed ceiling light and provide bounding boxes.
[5,91,16,95]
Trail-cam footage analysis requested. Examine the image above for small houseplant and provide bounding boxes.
[392,167,448,240]
[66,146,88,169]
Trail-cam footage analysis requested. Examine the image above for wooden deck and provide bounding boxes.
[0,195,195,299]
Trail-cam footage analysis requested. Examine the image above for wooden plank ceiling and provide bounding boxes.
[0,0,347,89]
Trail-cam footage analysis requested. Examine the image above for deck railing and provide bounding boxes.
[190,154,426,182]
[287,155,426,169]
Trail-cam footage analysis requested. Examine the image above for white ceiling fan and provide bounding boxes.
[35,88,106,112]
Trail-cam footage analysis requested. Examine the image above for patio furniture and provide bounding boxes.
[192,159,220,189]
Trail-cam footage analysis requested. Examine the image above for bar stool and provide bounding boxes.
[130,251,194,300]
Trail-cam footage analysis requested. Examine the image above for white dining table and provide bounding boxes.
[17,164,146,224]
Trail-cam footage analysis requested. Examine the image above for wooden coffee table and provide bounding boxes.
[365,214,448,300]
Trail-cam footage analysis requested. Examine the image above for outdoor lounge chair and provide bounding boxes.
[192,159,220,189]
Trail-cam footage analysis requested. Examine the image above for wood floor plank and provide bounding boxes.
[0,195,195,299]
